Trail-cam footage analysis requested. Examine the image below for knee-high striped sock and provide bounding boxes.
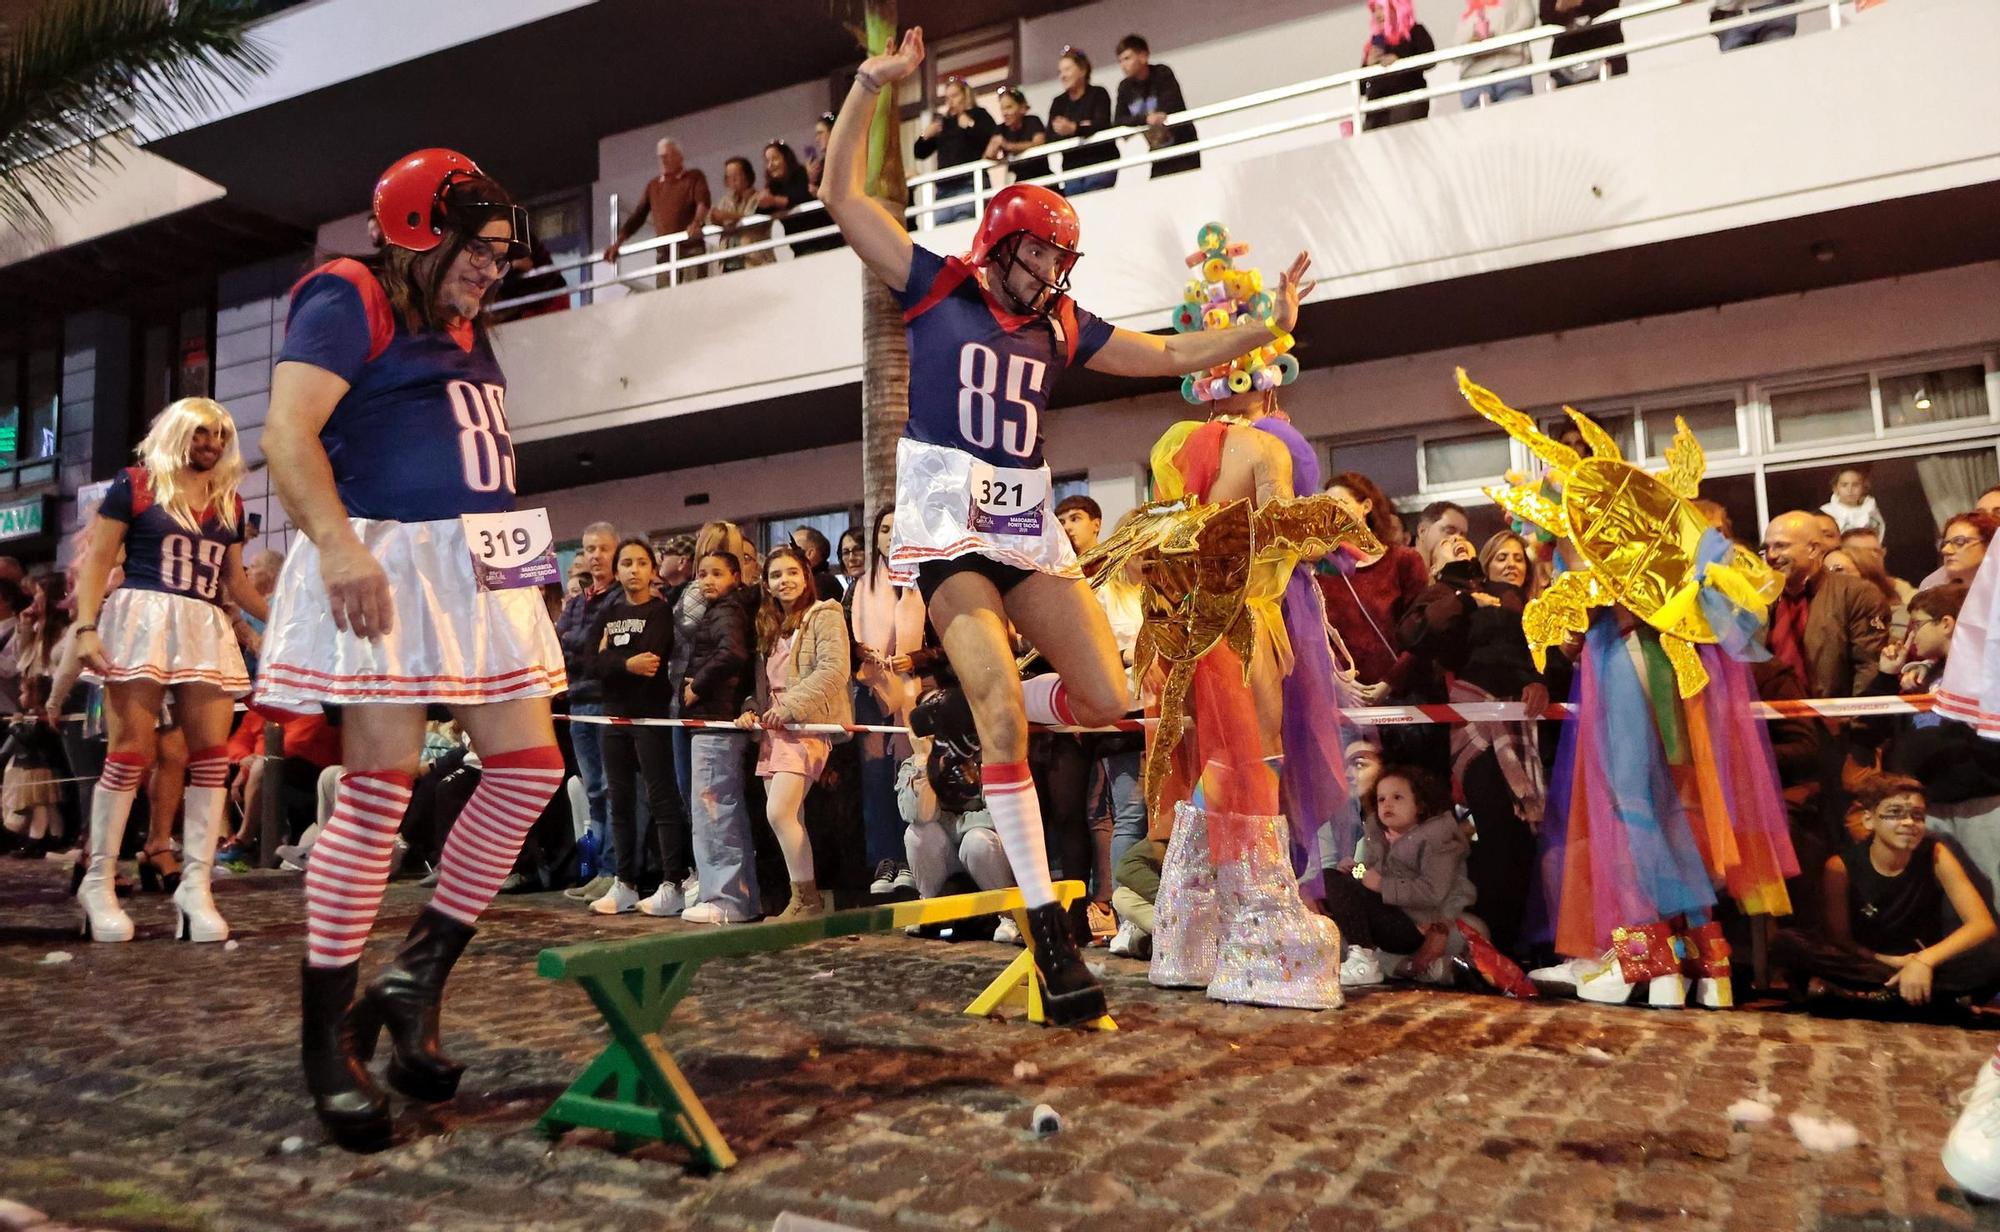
[88,753,148,855]
[1021,674,1078,728]
[429,747,565,926]
[982,760,1058,909]
[304,769,415,969]
[185,746,231,844]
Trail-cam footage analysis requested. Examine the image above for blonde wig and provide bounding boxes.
[136,398,244,534]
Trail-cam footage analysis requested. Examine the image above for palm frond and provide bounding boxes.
[0,0,271,238]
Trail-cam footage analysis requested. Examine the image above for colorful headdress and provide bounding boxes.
[1457,369,1781,699]
[1170,221,1299,404]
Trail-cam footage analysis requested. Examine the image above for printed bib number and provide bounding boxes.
[463,508,560,591]
[967,462,1050,536]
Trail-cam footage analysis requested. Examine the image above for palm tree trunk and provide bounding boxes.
[857,0,907,538]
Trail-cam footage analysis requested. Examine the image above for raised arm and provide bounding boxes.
[265,361,393,639]
[819,26,927,291]
[1087,251,1313,378]
[68,513,128,675]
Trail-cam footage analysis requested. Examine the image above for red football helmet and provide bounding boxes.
[967,184,1082,315]
[372,148,528,257]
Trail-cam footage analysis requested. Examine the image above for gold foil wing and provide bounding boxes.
[1483,482,1571,543]
[1566,407,1624,462]
[1519,570,1605,671]
[1457,368,1579,479]
[1251,492,1384,561]
[1662,417,1705,501]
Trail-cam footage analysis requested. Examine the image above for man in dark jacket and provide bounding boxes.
[913,77,997,225]
[557,522,623,898]
[1764,510,1891,700]
[1114,34,1199,178]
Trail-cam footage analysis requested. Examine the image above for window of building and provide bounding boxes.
[1420,430,1511,488]
[1643,398,1740,461]
[1880,363,1990,430]
[1768,377,1873,447]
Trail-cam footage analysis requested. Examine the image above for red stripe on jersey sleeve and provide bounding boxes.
[291,258,394,363]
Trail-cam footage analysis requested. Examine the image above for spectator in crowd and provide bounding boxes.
[658,533,696,594]
[582,539,693,919]
[1919,494,2000,589]
[1048,47,1117,195]
[1092,525,1148,878]
[1763,510,1890,698]
[681,549,759,923]
[795,114,847,257]
[1329,765,1476,986]
[740,546,852,921]
[1055,494,1102,555]
[1398,530,1559,958]
[664,520,757,814]
[1320,738,1385,870]
[1822,465,1885,539]
[1693,498,1736,542]
[1317,472,1430,707]
[604,138,710,287]
[556,522,621,901]
[0,711,63,856]
[1869,584,2000,895]
[1113,34,1199,178]
[1360,0,1438,131]
[1772,773,2000,1012]
[0,556,22,586]
[790,525,843,598]
[846,510,933,896]
[1712,0,1799,51]
[1825,544,1906,633]
[760,141,820,259]
[913,77,998,226]
[1411,500,1469,568]
[565,556,591,597]
[1542,0,1629,88]
[1839,527,1914,605]
[900,737,1014,900]
[1457,0,1539,108]
[1936,510,1996,589]
[0,576,26,718]
[1108,834,1161,958]
[835,527,866,589]
[986,88,1052,187]
[709,156,776,272]
[487,240,569,323]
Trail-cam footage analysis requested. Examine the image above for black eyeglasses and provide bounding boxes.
[464,233,528,272]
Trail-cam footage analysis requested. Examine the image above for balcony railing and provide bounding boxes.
[489,0,1850,313]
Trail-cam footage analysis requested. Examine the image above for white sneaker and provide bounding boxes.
[637,882,686,918]
[1108,920,1142,957]
[1340,948,1386,987]
[992,916,1023,947]
[681,900,753,925]
[589,881,641,915]
[1944,1052,2000,1199]
[893,865,917,892]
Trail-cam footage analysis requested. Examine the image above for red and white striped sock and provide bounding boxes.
[982,760,1058,909]
[99,753,147,795]
[183,746,233,858]
[188,747,231,790]
[88,753,147,855]
[304,769,415,969]
[429,747,565,926]
[1021,674,1078,728]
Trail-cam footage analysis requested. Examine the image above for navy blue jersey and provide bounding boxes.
[98,467,244,606]
[277,259,517,522]
[892,245,1114,468]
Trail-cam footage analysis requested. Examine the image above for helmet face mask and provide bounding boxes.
[989,231,1080,317]
[373,149,531,261]
[438,171,532,264]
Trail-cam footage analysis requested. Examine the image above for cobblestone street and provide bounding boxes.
[4,858,1998,1232]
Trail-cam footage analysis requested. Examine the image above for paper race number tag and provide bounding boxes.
[967,462,1049,536]
[463,508,561,591]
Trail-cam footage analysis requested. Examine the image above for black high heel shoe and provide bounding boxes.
[300,962,393,1152]
[138,845,181,894]
[356,908,476,1102]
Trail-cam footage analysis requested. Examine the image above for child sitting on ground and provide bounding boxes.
[1772,772,2000,1014]
[1326,764,1476,987]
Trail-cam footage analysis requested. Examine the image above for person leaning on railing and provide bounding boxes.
[1047,46,1116,195]
[603,137,710,287]
[1542,0,1629,88]
[1456,0,1540,109]
[1113,34,1199,178]
[709,156,775,272]
[1360,0,1438,131]
[913,76,998,226]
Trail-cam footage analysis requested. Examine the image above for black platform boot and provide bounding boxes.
[1024,901,1109,1026]
[357,908,475,1101]
[300,962,392,1152]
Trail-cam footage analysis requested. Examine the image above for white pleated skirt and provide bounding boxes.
[97,588,251,697]
[887,437,1078,586]
[253,516,566,714]
[1938,548,2000,739]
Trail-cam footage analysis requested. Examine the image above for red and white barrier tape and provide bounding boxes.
[553,693,1937,735]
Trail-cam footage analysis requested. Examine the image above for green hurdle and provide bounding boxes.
[535,880,1115,1169]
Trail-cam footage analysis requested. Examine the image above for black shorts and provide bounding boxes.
[915,554,1036,606]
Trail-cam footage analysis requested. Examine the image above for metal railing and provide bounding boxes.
[489,0,1848,313]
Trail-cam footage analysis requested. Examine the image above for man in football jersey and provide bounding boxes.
[820,27,1314,1025]
[258,150,568,1152]
[68,397,267,947]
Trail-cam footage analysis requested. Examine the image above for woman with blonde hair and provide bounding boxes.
[67,397,268,944]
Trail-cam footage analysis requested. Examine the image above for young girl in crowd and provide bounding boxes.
[679,550,759,922]
[846,509,931,894]
[1822,465,1886,539]
[739,547,853,921]
[585,539,694,918]
[1326,764,1475,987]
